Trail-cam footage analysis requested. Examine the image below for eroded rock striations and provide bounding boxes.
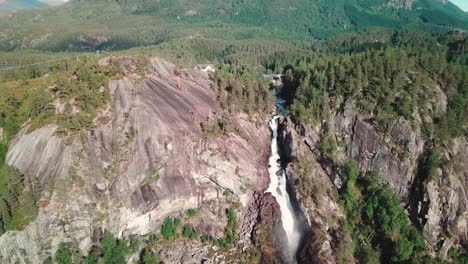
[277,117,351,264]
[0,57,273,263]
[277,96,467,262]
[331,100,467,254]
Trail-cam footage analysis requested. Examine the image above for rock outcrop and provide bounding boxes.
[251,192,289,264]
[0,57,272,263]
[277,117,352,264]
[330,99,467,252]
[422,137,468,257]
[277,96,467,262]
[330,100,425,198]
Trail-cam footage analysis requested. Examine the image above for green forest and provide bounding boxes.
[0,0,467,52]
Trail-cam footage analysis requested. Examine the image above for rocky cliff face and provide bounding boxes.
[0,57,273,263]
[422,137,468,257]
[277,96,467,262]
[331,99,467,254]
[277,117,352,264]
[251,192,290,264]
[331,99,425,198]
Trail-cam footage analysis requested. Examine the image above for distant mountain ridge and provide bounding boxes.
[0,0,68,11]
[0,0,46,11]
[0,0,467,51]
[58,0,468,34]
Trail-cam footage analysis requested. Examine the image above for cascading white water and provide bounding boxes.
[266,115,301,263]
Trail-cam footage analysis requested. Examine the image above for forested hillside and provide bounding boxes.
[0,0,467,51]
[0,0,467,263]
[274,31,467,263]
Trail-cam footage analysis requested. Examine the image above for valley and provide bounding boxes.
[0,0,467,264]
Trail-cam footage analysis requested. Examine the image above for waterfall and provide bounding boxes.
[266,115,301,263]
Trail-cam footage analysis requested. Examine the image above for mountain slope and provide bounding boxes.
[0,0,467,51]
[0,57,274,263]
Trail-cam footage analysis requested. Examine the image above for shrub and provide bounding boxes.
[0,165,39,233]
[141,248,159,264]
[186,209,199,218]
[224,208,238,245]
[199,208,238,250]
[102,231,129,264]
[85,247,99,264]
[319,133,336,161]
[42,256,53,264]
[161,217,179,241]
[148,233,159,245]
[447,247,468,264]
[425,147,442,181]
[0,134,7,167]
[129,235,140,253]
[55,243,72,264]
[182,225,198,240]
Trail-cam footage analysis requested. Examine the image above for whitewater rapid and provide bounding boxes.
[266,115,301,263]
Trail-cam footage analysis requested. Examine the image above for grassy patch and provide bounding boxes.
[139,170,160,187]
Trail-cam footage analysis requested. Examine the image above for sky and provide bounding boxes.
[451,0,468,11]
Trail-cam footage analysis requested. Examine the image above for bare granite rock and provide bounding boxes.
[332,100,467,252]
[278,93,467,261]
[252,192,290,264]
[331,99,425,198]
[277,117,352,264]
[422,138,468,256]
[0,57,271,263]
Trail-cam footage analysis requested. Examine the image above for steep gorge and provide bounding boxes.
[266,115,301,263]
[0,52,466,263]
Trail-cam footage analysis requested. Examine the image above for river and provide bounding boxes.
[266,115,301,263]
